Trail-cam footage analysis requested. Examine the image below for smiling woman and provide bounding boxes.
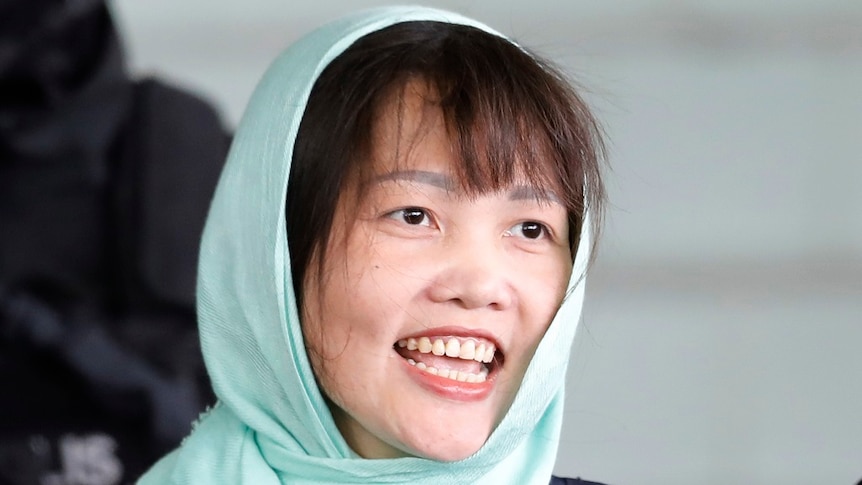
[299,78,574,462]
[138,6,606,485]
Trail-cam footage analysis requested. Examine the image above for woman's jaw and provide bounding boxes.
[321,322,523,462]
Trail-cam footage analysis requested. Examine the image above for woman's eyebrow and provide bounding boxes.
[372,170,453,190]
[373,171,562,203]
[508,185,561,204]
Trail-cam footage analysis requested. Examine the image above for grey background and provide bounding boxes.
[109,1,862,483]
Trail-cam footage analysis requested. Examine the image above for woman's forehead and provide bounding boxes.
[370,79,445,147]
[349,76,568,204]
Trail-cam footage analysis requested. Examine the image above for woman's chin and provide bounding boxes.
[334,406,490,461]
[400,434,488,462]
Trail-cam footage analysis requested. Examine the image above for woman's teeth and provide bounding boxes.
[397,337,496,363]
[396,337,496,383]
[405,358,489,383]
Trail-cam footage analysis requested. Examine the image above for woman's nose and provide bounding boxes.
[425,241,515,311]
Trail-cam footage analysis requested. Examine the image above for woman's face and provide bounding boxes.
[302,82,573,461]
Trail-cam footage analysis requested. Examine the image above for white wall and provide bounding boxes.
[110,1,862,483]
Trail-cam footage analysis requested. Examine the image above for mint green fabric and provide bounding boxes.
[137,6,592,484]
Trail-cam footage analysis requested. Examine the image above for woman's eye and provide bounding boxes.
[506,221,549,240]
[389,207,432,226]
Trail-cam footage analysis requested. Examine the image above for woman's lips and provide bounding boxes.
[392,328,504,401]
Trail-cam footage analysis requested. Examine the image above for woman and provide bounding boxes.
[139,6,606,484]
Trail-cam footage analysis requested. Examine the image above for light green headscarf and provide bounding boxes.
[138,6,592,484]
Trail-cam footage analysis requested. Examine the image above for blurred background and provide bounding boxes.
[109,1,861,484]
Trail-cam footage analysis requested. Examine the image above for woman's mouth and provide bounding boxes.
[394,335,504,384]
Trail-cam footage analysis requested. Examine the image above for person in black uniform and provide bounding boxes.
[0,1,228,482]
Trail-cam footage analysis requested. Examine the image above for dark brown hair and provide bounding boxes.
[286,21,606,311]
